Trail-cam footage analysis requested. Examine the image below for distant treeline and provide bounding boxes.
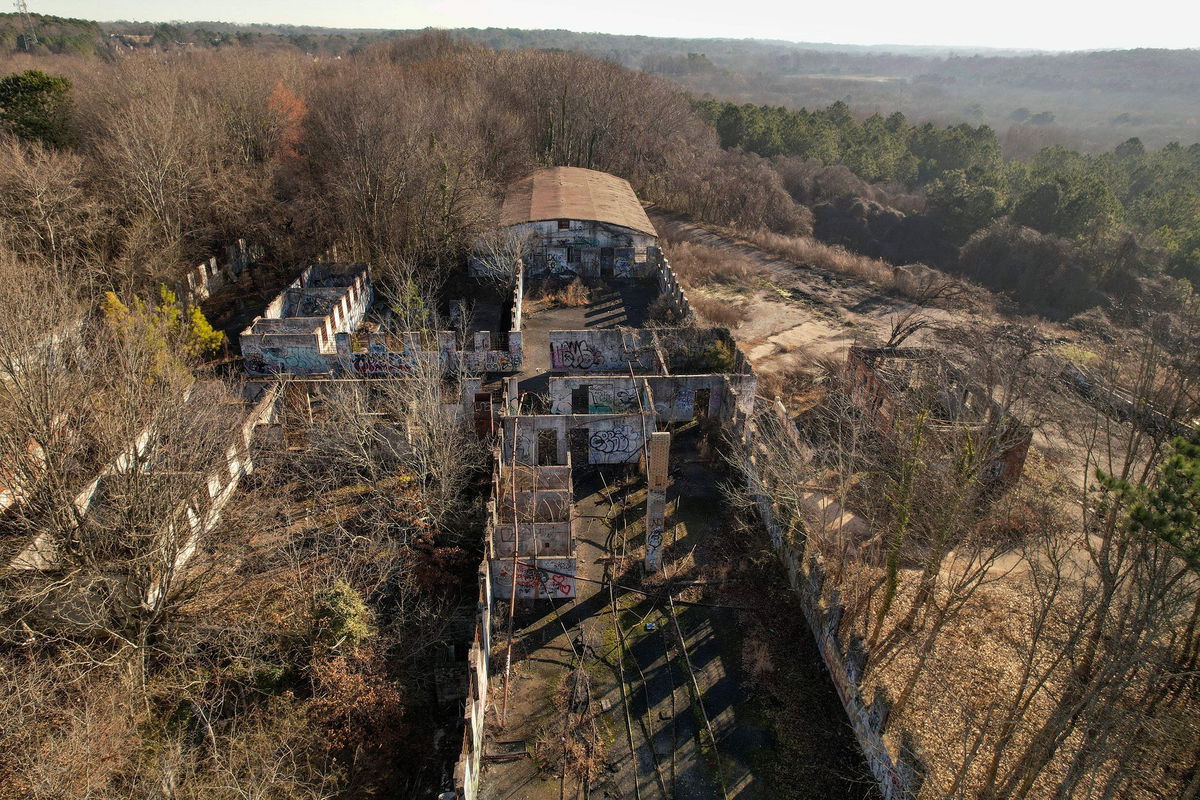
[5,13,1200,150]
[695,98,1200,305]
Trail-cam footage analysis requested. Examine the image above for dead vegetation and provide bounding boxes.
[725,313,1200,800]
[662,240,757,289]
[529,276,592,308]
[690,294,750,328]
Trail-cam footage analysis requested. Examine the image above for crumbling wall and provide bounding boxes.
[655,250,694,321]
[645,430,670,572]
[847,346,1031,488]
[241,264,372,376]
[491,557,577,600]
[495,490,571,523]
[548,330,662,373]
[548,374,756,421]
[502,412,653,466]
[11,383,281,575]
[548,328,750,377]
[505,220,657,279]
[454,554,492,800]
[181,239,258,304]
[731,399,922,800]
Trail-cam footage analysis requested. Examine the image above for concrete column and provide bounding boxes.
[507,376,520,415]
[645,430,670,572]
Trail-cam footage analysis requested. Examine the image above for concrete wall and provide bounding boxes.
[502,411,654,466]
[548,328,750,377]
[342,330,524,378]
[495,489,571,523]
[655,250,694,322]
[492,522,572,558]
[241,264,372,376]
[181,239,257,305]
[491,556,577,600]
[11,383,281,574]
[847,347,1030,488]
[505,220,657,279]
[454,555,492,800]
[548,329,662,373]
[645,431,670,572]
[548,374,757,422]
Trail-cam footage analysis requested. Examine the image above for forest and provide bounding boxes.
[0,16,1198,800]
[696,98,1200,313]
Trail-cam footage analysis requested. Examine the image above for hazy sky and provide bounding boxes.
[33,0,1200,50]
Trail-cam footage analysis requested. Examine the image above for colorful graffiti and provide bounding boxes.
[492,558,576,599]
[588,384,615,413]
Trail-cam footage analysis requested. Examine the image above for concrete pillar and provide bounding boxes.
[507,377,520,415]
[645,430,670,572]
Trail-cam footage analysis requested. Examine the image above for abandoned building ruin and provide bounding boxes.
[240,261,524,378]
[6,376,280,595]
[0,164,1052,800]
[490,166,661,280]
[847,345,1032,486]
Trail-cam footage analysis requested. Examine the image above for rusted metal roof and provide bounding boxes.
[500,167,658,237]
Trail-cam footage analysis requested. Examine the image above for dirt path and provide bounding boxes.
[648,212,963,379]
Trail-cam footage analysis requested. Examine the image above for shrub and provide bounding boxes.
[745,229,898,289]
[312,579,374,650]
[561,277,590,307]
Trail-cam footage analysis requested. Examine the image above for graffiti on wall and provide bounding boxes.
[546,251,569,274]
[614,256,631,277]
[491,558,576,599]
[588,425,639,458]
[552,340,601,371]
[351,351,413,376]
[676,387,696,416]
[243,353,272,375]
[258,347,325,374]
[514,433,535,465]
[645,521,664,572]
[588,384,614,413]
[487,349,520,372]
[614,388,640,412]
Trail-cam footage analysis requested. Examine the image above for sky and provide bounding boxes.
[31,0,1200,51]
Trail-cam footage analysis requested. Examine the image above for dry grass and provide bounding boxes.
[560,277,590,307]
[691,294,749,328]
[663,241,757,289]
[530,276,592,308]
[745,229,899,289]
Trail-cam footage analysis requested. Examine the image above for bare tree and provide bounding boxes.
[471,226,530,292]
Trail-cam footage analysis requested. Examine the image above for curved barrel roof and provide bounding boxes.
[500,166,657,238]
